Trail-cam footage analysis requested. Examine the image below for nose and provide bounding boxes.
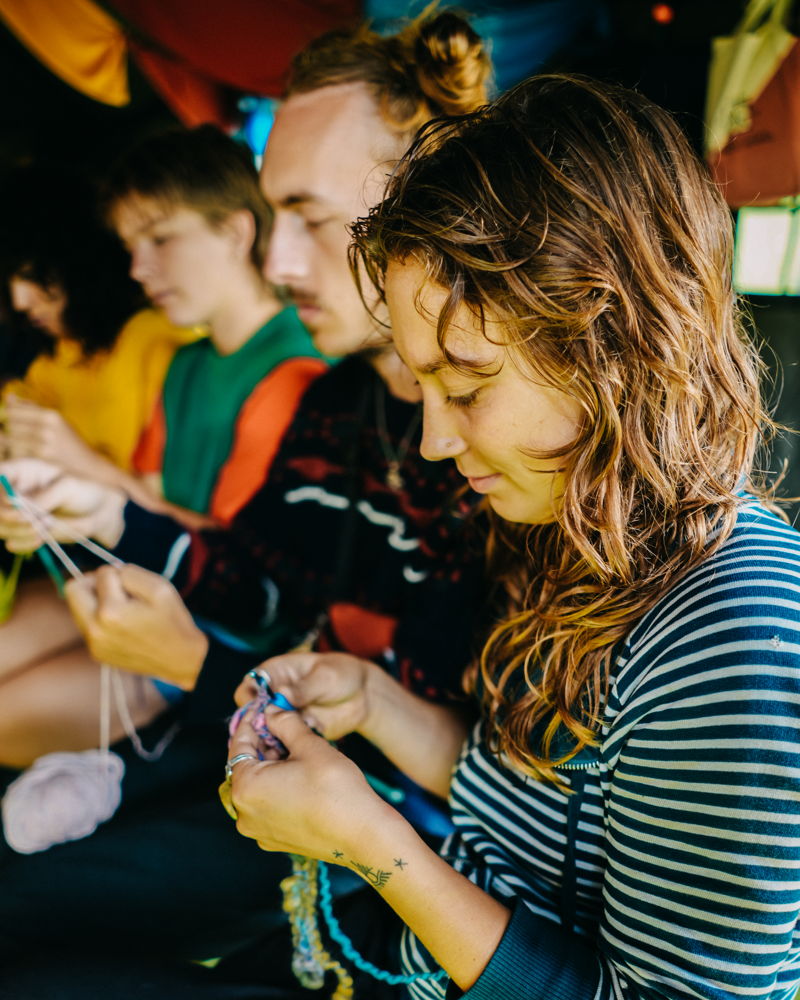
[128,244,152,284]
[9,278,32,312]
[419,401,467,463]
[265,213,310,289]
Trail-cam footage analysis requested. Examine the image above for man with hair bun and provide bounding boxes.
[0,10,492,993]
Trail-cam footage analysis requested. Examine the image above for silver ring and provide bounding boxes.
[225,752,258,779]
[255,668,271,687]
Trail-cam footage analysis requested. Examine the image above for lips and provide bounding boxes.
[459,468,502,494]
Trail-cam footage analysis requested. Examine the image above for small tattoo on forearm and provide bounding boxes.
[332,849,344,859]
[351,860,392,888]
[393,858,407,869]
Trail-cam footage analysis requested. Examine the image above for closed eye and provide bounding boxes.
[445,388,480,409]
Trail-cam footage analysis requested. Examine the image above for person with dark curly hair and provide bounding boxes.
[0,164,192,478]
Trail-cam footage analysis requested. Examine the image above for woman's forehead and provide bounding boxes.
[385,258,505,373]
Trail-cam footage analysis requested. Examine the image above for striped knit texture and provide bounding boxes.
[402,501,800,1000]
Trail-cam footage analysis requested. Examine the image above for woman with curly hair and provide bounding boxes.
[226,75,800,1000]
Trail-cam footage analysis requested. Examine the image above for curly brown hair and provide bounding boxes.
[352,74,779,777]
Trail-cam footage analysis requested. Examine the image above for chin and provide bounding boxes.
[488,495,554,526]
[310,323,375,360]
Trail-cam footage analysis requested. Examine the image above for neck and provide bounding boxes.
[209,282,281,356]
[366,347,422,404]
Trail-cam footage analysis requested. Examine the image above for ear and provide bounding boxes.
[222,209,257,261]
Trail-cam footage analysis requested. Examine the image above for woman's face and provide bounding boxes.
[8,275,68,338]
[387,260,583,525]
[112,196,253,329]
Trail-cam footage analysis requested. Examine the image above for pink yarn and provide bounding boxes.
[1,749,125,854]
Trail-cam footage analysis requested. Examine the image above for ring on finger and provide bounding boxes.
[225,752,258,780]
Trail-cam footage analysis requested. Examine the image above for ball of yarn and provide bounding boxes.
[1,749,125,854]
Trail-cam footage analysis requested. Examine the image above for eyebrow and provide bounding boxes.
[419,355,496,376]
[119,214,170,243]
[279,193,327,209]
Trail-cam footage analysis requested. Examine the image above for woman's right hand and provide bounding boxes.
[0,457,126,551]
[234,651,376,741]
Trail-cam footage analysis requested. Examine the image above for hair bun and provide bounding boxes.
[412,11,492,116]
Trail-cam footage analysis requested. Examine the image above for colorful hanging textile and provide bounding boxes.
[0,0,129,106]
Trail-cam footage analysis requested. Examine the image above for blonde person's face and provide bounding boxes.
[387,260,583,525]
[8,275,68,338]
[113,197,247,329]
[260,82,402,358]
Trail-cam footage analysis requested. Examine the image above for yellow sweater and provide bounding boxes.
[4,309,198,471]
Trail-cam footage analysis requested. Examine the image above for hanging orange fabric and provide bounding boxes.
[0,0,129,106]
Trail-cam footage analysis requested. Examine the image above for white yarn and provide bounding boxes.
[0,490,169,855]
[2,749,124,854]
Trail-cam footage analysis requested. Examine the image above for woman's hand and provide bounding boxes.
[235,651,472,799]
[228,705,390,861]
[4,396,111,480]
[65,564,209,688]
[227,704,511,993]
[0,458,126,551]
[234,651,374,740]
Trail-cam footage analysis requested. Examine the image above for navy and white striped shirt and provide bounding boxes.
[402,500,800,1000]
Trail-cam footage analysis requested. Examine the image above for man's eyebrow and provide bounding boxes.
[280,193,326,209]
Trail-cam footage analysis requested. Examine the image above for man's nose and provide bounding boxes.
[264,215,310,289]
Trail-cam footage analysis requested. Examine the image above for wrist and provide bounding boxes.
[94,491,127,548]
[173,625,209,690]
[358,659,398,744]
[338,792,419,879]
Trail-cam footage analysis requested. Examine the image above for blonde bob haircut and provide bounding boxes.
[352,74,778,777]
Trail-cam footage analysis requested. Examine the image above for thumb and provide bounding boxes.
[64,575,98,630]
[27,476,80,515]
[117,563,170,602]
[264,709,321,756]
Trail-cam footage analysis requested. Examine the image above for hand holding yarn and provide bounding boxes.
[227,703,385,861]
[65,564,208,686]
[233,651,375,742]
[0,457,123,552]
[4,396,110,481]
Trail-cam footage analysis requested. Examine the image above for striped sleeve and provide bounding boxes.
[415,505,800,1000]
[597,509,800,1000]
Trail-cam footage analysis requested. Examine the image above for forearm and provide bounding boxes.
[359,663,470,797]
[343,803,510,991]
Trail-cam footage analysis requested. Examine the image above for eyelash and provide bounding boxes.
[305,218,333,231]
[445,389,481,409]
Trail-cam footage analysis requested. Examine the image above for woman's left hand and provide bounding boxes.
[227,705,387,862]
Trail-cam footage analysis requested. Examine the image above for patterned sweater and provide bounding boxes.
[402,500,800,1000]
[115,355,487,720]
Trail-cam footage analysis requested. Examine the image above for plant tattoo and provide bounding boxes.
[351,860,392,888]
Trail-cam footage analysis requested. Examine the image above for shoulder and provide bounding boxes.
[611,501,800,707]
[288,355,372,411]
[116,309,202,353]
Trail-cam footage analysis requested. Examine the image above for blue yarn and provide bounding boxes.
[316,860,448,987]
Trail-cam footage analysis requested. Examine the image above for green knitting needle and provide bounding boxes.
[0,474,65,596]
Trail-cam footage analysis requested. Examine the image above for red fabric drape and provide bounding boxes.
[110,0,360,96]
